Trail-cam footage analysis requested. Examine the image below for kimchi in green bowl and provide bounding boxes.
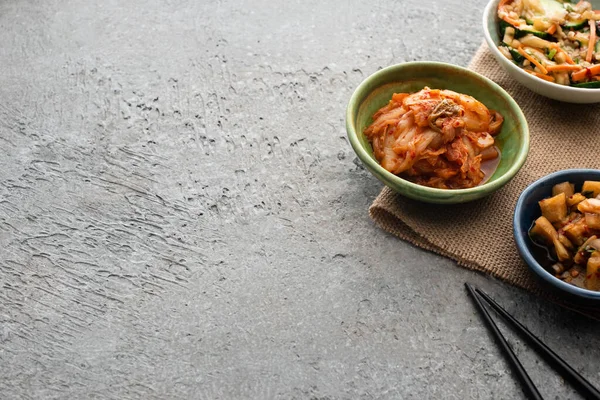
[345,62,530,204]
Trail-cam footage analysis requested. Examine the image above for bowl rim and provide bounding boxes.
[345,61,530,199]
[513,169,600,300]
[483,0,600,93]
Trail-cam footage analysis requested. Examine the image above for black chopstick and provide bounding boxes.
[475,288,600,400]
[465,283,544,400]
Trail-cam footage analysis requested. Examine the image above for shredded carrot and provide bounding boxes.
[525,70,555,82]
[562,51,576,65]
[546,64,584,72]
[498,2,521,28]
[518,47,548,74]
[587,19,596,63]
[546,24,557,35]
[572,64,600,81]
[501,15,522,27]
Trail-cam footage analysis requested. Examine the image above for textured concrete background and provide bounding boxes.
[0,0,598,399]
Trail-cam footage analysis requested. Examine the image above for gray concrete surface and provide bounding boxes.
[0,0,598,399]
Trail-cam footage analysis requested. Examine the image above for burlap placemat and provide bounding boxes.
[369,43,600,319]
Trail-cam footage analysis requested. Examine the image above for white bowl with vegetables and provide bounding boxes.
[484,0,600,103]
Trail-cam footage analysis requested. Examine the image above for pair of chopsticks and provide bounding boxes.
[465,283,600,400]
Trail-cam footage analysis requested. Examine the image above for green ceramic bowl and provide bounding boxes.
[345,62,530,204]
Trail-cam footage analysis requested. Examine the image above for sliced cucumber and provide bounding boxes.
[564,19,588,30]
[499,43,525,65]
[509,48,525,64]
[499,20,512,37]
[515,28,553,40]
[572,81,600,88]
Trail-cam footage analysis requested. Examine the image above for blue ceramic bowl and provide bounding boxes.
[514,169,600,304]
